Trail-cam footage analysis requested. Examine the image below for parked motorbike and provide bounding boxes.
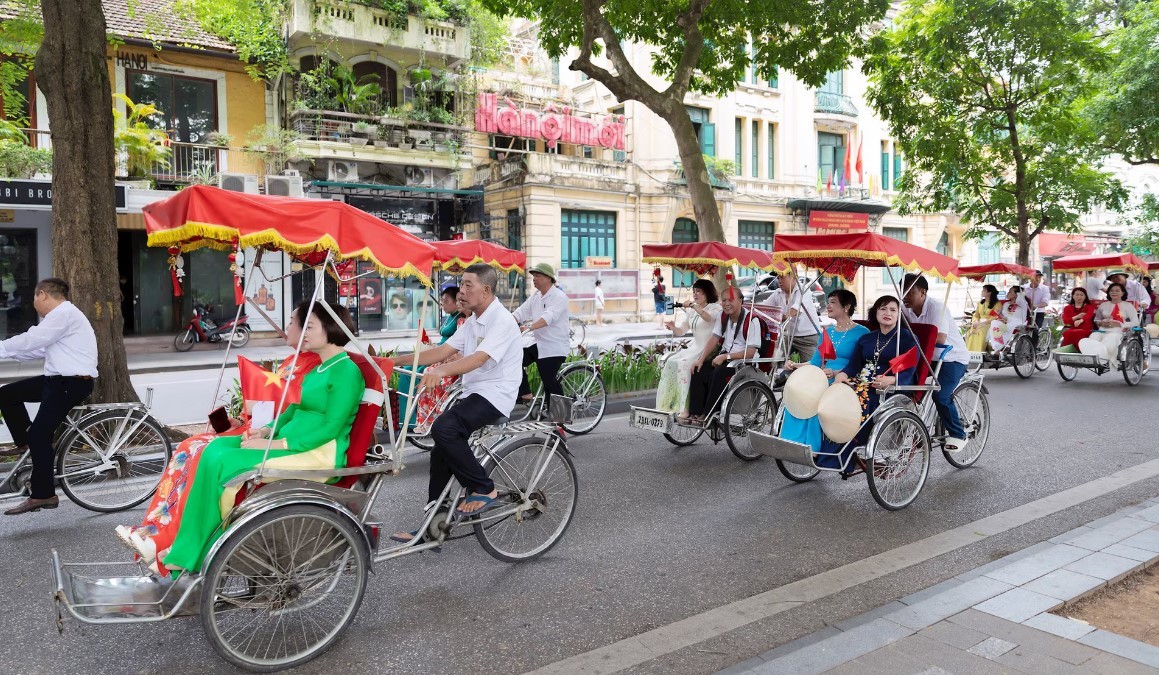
[173,303,250,352]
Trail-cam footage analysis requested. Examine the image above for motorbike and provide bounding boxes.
[173,302,251,351]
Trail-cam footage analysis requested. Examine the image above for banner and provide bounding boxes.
[808,211,869,231]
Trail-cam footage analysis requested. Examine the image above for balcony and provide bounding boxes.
[814,91,858,118]
[473,68,570,104]
[490,153,633,190]
[290,109,469,170]
[287,0,470,62]
[667,162,734,190]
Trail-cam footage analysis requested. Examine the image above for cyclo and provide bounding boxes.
[629,242,788,461]
[957,263,1053,379]
[746,233,991,510]
[50,186,578,672]
[405,239,607,450]
[1051,253,1151,386]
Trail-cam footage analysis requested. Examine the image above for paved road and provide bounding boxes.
[3,365,1159,674]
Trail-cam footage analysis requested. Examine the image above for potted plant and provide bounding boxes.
[350,121,374,147]
[112,94,171,182]
[205,131,233,148]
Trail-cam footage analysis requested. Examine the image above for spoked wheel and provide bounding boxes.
[559,364,607,435]
[943,381,989,469]
[663,422,705,447]
[228,326,251,348]
[201,504,369,672]
[1011,334,1036,379]
[568,317,586,350]
[865,410,930,511]
[174,329,196,352]
[721,380,776,462]
[408,432,435,451]
[1034,330,1052,371]
[56,409,173,512]
[1123,338,1145,386]
[475,436,578,563]
[408,388,460,451]
[772,408,820,483]
[1057,359,1078,381]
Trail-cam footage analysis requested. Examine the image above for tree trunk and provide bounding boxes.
[35,0,136,403]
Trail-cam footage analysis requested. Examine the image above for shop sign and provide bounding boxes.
[808,210,869,231]
[475,92,627,150]
[585,256,613,268]
[0,209,13,223]
[115,51,149,70]
[0,179,127,210]
[345,195,437,229]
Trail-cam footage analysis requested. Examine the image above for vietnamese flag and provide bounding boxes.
[842,138,852,189]
[888,346,919,375]
[819,329,836,365]
[420,327,432,344]
[239,355,303,407]
[855,138,863,184]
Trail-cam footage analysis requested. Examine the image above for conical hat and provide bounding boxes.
[783,364,829,418]
[817,383,862,444]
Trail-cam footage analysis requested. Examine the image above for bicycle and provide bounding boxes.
[568,316,586,350]
[0,392,173,512]
[407,354,607,449]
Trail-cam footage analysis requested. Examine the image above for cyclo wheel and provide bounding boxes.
[771,408,820,483]
[475,435,578,563]
[568,317,586,350]
[721,379,776,462]
[943,381,989,469]
[559,363,607,435]
[56,409,173,513]
[201,504,369,673]
[663,422,705,447]
[1057,357,1078,381]
[1034,330,1052,371]
[1011,334,1036,379]
[1122,337,1145,386]
[865,409,931,511]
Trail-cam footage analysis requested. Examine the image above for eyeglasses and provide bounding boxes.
[391,302,407,309]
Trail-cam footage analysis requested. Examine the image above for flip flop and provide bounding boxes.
[455,494,498,517]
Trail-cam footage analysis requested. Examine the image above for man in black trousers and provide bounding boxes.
[0,278,98,515]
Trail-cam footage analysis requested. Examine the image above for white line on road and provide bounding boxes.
[524,456,1159,675]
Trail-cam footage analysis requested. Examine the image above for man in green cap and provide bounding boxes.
[513,262,570,408]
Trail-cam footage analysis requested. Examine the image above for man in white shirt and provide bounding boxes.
[901,274,971,454]
[773,269,821,387]
[512,262,570,409]
[0,278,98,515]
[1083,272,1106,301]
[390,264,522,536]
[1023,271,1051,328]
[686,290,761,421]
[1106,271,1149,312]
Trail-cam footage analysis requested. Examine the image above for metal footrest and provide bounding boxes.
[1054,353,1105,368]
[51,550,201,627]
[747,430,817,468]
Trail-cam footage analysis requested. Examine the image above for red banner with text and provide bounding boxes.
[808,210,869,231]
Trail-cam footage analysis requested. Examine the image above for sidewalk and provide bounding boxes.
[720,500,1159,674]
[0,320,674,381]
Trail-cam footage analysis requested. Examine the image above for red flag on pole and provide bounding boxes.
[239,356,305,407]
[420,327,432,344]
[819,329,836,366]
[842,138,852,189]
[825,171,832,192]
[888,346,919,375]
[855,138,864,184]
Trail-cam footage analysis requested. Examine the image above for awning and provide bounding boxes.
[1038,232,1117,257]
[1051,253,1148,275]
[785,198,892,216]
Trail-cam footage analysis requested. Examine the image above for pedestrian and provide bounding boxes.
[0,278,98,515]
[594,279,606,325]
[651,273,667,326]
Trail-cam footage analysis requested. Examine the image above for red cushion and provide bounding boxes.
[851,320,939,401]
[338,353,391,488]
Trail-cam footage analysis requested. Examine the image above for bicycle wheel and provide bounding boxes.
[663,422,704,447]
[1034,330,1052,371]
[1011,334,1035,379]
[865,410,930,511]
[721,380,776,462]
[568,317,586,350]
[943,381,989,469]
[201,504,368,672]
[771,408,820,482]
[174,329,195,352]
[56,409,173,512]
[559,364,606,435]
[475,436,578,563]
[1123,338,1145,386]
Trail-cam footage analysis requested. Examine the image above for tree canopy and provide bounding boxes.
[1084,0,1159,165]
[864,0,1128,266]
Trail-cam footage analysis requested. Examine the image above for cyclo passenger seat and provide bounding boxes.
[852,320,939,402]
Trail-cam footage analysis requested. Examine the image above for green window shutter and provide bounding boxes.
[737,220,775,277]
[561,210,616,269]
[880,150,890,190]
[882,227,909,283]
[671,218,700,287]
[769,66,778,89]
[893,152,903,186]
[700,122,715,156]
[751,120,759,178]
[767,123,775,179]
[735,118,743,174]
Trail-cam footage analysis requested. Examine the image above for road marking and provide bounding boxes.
[525,456,1159,675]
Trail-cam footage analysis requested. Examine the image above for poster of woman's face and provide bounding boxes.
[359,279,383,314]
[386,289,412,329]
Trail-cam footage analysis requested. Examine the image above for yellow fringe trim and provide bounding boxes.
[434,256,525,274]
[771,249,960,283]
[1053,264,1146,274]
[642,255,790,273]
[147,221,434,287]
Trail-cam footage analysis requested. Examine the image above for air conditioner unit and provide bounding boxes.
[265,175,304,198]
[218,173,259,193]
[283,169,300,177]
[405,166,434,188]
[328,160,359,183]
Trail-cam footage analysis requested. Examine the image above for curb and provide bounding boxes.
[725,499,1159,674]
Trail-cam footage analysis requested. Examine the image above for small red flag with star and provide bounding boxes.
[888,346,919,375]
[238,356,304,407]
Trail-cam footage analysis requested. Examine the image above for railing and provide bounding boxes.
[524,153,630,182]
[150,144,268,184]
[814,91,858,117]
[290,108,466,150]
[288,0,470,59]
[474,69,569,103]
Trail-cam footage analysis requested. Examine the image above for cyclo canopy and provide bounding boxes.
[1051,253,1148,276]
[771,232,960,282]
[642,242,790,275]
[956,263,1037,279]
[431,239,526,274]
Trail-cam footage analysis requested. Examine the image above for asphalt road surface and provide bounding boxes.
[3,364,1159,674]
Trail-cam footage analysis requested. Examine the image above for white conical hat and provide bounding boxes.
[783,364,829,418]
[817,383,862,444]
[1078,338,1107,358]
[1146,324,1159,340]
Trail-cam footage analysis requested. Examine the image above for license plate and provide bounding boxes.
[630,409,672,434]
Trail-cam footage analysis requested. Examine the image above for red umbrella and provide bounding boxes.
[641,242,789,276]
[772,232,960,282]
[143,185,437,285]
[1051,253,1148,276]
[432,239,526,274]
[957,263,1037,279]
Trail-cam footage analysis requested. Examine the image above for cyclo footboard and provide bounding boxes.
[50,549,201,629]
[746,430,817,468]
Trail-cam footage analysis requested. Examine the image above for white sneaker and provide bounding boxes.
[944,437,968,454]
